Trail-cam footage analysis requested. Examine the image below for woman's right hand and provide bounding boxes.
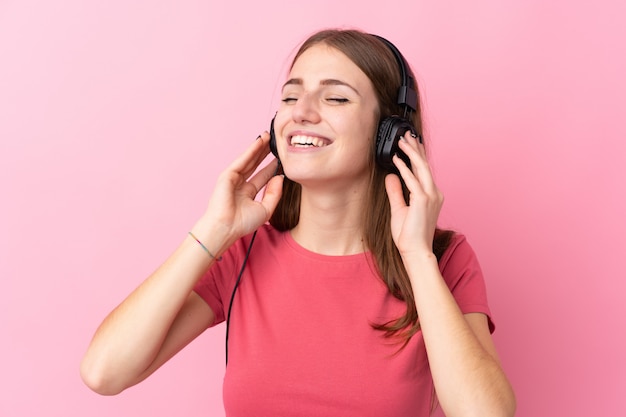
[194,131,284,253]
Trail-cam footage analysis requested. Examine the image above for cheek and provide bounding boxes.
[362,102,381,132]
[360,109,380,146]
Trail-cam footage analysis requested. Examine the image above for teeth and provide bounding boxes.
[290,135,327,147]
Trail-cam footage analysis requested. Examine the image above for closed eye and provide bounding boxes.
[327,97,349,103]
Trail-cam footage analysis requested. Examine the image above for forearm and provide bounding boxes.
[80,219,230,394]
[404,252,516,417]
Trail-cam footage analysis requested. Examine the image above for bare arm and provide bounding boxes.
[80,238,219,395]
[386,131,516,417]
[403,253,516,417]
[80,133,284,395]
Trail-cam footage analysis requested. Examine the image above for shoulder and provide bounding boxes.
[438,233,495,330]
[439,233,478,272]
[234,223,284,253]
[242,223,286,255]
[438,233,485,292]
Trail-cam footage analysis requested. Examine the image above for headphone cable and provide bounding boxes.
[225,160,281,365]
[224,229,258,366]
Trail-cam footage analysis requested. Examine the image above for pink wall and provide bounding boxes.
[1,1,624,416]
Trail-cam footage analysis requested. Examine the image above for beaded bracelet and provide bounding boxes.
[188,231,222,261]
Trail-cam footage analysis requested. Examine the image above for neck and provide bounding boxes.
[290,186,368,256]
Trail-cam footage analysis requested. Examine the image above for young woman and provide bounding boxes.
[81,29,516,417]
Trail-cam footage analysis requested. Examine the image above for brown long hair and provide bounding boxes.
[270,29,454,346]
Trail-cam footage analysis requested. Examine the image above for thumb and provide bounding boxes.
[385,173,406,212]
[260,174,284,220]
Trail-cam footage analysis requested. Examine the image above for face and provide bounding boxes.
[273,43,380,189]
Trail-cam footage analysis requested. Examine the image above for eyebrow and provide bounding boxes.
[282,78,361,96]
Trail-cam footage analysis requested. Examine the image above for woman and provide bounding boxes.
[81,29,516,416]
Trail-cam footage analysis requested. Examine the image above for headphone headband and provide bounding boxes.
[371,35,418,113]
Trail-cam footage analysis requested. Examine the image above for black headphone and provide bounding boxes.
[269,34,419,173]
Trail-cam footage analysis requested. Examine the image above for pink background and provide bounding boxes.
[1,1,624,416]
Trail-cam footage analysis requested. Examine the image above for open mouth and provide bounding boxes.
[290,135,330,148]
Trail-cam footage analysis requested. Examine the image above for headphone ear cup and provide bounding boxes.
[375,116,415,173]
[376,117,395,169]
[269,116,279,158]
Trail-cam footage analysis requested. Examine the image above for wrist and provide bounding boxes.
[190,217,234,259]
[400,249,443,292]
[400,248,439,271]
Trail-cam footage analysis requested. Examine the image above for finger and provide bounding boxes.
[397,133,437,194]
[392,153,425,197]
[398,131,426,167]
[385,173,408,211]
[259,174,284,220]
[243,132,274,178]
[227,132,272,179]
[248,158,280,196]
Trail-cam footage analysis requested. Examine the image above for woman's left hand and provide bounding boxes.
[385,130,444,257]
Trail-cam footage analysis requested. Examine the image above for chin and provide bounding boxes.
[282,169,318,184]
[280,159,320,179]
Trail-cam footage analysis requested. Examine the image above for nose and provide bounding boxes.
[291,93,321,125]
